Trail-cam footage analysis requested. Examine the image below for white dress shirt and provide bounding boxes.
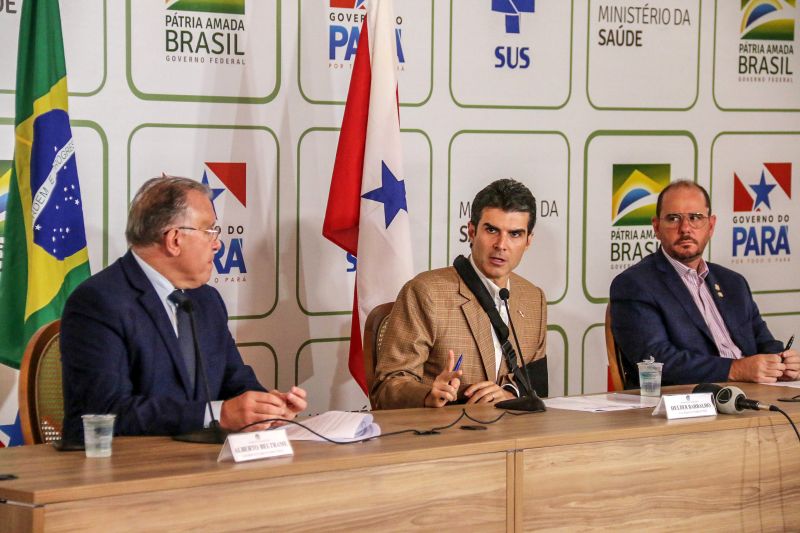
[662,248,742,359]
[469,256,520,396]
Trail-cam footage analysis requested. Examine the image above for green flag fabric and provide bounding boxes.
[0,0,90,369]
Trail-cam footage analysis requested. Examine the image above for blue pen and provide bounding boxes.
[454,354,464,372]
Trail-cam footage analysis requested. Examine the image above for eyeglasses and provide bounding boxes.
[165,226,222,241]
[659,213,710,229]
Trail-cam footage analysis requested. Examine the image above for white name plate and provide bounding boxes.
[217,429,294,463]
[652,393,716,420]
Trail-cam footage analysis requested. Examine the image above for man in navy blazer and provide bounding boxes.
[61,176,306,442]
[610,180,798,387]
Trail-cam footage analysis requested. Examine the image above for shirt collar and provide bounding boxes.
[131,249,179,305]
[468,254,509,301]
[661,247,708,281]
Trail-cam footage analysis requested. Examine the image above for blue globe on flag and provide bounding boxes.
[30,109,86,260]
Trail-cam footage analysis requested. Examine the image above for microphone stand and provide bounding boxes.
[172,297,230,444]
[494,291,546,413]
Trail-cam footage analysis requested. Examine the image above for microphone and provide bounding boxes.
[692,383,777,414]
[498,288,532,396]
[171,292,229,444]
[494,288,546,413]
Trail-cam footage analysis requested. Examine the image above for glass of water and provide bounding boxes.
[81,414,116,458]
[637,358,664,397]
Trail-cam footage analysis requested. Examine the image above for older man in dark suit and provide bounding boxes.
[610,180,798,387]
[61,176,306,441]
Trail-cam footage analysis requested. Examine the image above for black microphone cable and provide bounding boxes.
[170,293,229,443]
[183,299,220,429]
[235,408,538,445]
[695,383,800,444]
[768,405,800,444]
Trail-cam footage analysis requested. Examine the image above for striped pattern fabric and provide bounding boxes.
[663,251,742,359]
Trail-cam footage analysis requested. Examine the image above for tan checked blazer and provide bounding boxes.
[371,266,547,409]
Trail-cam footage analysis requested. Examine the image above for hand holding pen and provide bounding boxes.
[779,335,800,382]
[425,350,463,408]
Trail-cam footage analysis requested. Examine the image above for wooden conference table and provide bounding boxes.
[1,383,799,532]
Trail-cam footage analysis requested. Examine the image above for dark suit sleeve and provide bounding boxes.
[610,271,734,385]
[741,279,783,354]
[61,283,210,439]
[504,284,547,396]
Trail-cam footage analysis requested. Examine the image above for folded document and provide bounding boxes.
[543,393,660,412]
[285,411,381,442]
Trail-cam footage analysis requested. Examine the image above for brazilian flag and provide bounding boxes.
[0,160,10,239]
[0,0,90,369]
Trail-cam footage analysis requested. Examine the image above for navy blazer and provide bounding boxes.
[61,251,265,441]
[610,250,783,386]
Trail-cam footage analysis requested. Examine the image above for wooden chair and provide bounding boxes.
[604,305,628,391]
[362,302,394,408]
[18,320,63,445]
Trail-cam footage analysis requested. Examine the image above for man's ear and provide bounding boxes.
[708,213,717,237]
[163,228,181,257]
[467,222,476,244]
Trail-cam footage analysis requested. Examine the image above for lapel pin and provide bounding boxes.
[518,310,525,318]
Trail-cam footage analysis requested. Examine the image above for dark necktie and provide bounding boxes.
[168,290,196,392]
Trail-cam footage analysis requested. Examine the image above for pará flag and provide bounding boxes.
[0,0,90,372]
[322,0,413,395]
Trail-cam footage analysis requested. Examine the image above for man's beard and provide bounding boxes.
[670,237,702,263]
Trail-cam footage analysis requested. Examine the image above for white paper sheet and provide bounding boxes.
[285,411,381,442]
[543,393,661,412]
[762,381,800,389]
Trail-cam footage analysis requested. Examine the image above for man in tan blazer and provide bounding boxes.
[371,179,547,409]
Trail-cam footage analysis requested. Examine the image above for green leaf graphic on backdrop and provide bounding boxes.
[611,164,671,227]
[166,0,245,15]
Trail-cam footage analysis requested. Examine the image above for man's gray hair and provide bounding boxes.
[125,175,211,246]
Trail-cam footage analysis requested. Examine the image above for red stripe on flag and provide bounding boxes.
[322,20,371,257]
[348,288,366,393]
[322,17,372,393]
[323,0,410,398]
